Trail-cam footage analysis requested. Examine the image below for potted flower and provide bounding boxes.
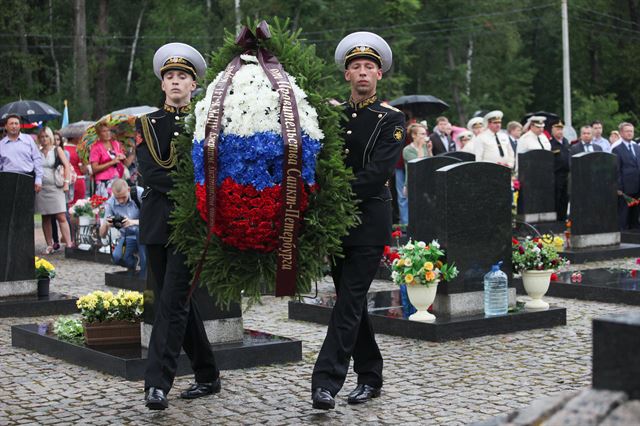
[512,237,567,310]
[76,290,144,346]
[68,198,98,226]
[34,256,55,297]
[391,239,458,322]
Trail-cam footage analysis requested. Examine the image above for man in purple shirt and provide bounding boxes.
[0,114,43,192]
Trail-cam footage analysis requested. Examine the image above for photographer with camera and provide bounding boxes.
[99,178,146,277]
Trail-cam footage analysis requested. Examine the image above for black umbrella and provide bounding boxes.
[388,95,449,117]
[522,111,561,129]
[0,100,61,123]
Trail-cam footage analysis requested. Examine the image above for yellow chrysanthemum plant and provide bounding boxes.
[391,239,459,288]
[34,257,56,279]
[76,290,143,324]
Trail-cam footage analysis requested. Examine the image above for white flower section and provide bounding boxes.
[193,57,324,142]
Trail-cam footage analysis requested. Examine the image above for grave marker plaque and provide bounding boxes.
[0,172,36,297]
[570,152,619,247]
[406,156,461,241]
[517,150,556,222]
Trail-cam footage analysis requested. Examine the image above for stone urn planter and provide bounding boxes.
[521,270,553,310]
[406,281,439,322]
[78,215,95,227]
[84,320,141,346]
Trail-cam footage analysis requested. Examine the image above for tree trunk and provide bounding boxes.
[95,0,109,117]
[629,0,640,30]
[465,37,473,98]
[126,4,146,96]
[48,0,60,94]
[447,45,466,124]
[74,0,91,119]
[18,12,32,90]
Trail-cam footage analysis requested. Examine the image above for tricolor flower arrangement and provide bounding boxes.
[190,55,323,252]
[391,239,459,288]
[170,21,358,305]
[512,236,567,273]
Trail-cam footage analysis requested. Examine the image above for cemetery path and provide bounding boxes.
[1,234,639,424]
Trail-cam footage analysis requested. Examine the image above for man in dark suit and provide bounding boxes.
[430,116,454,155]
[137,43,220,410]
[570,125,602,155]
[612,122,640,229]
[312,31,404,410]
[549,121,571,221]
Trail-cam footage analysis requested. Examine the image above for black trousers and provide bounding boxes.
[554,172,569,221]
[311,245,384,396]
[619,193,640,230]
[144,244,219,393]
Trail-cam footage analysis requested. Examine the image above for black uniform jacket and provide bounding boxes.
[613,142,640,195]
[549,136,571,173]
[135,103,191,245]
[341,96,405,246]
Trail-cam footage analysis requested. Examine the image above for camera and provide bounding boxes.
[111,215,126,229]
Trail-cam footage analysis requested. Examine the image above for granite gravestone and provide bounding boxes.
[142,278,243,347]
[0,172,36,297]
[430,162,514,315]
[593,312,640,399]
[570,152,619,247]
[443,151,475,162]
[517,150,556,222]
[406,156,461,241]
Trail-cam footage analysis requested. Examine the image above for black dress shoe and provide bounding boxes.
[145,387,168,410]
[312,387,335,410]
[180,378,221,400]
[347,384,381,404]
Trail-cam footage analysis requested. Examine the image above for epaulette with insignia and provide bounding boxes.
[380,102,401,113]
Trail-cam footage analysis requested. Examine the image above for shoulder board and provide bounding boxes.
[380,102,402,113]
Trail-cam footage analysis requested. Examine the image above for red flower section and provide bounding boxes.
[196,178,316,252]
[632,270,638,278]
[512,179,520,191]
[391,230,402,239]
[89,194,108,209]
[512,237,519,245]
[550,272,558,281]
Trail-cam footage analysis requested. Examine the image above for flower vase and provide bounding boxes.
[406,281,438,322]
[78,216,94,226]
[83,320,141,346]
[37,278,50,297]
[521,270,553,310]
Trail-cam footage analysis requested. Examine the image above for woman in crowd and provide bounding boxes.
[64,135,89,205]
[35,127,74,254]
[402,122,432,198]
[89,122,126,197]
[457,130,475,153]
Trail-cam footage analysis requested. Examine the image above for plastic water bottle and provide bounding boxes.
[484,262,509,316]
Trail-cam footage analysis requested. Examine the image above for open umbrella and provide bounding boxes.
[0,100,61,122]
[78,113,138,162]
[59,120,95,139]
[110,105,158,117]
[389,95,449,118]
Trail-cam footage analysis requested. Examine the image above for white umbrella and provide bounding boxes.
[59,120,95,139]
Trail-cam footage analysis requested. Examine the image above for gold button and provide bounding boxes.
[175,116,180,120]
[352,113,357,118]
[346,130,352,135]
[345,148,350,154]
[173,131,179,136]
[378,114,383,118]
[151,119,156,124]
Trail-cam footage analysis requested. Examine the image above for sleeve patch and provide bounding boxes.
[394,126,405,142]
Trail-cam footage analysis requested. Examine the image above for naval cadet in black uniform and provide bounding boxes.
[549,121,571,221]
[138,43,220,411]
[311,32,405,410]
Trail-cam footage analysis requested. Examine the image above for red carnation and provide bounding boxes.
[518,246,524,254]
[512,237,519,245]
[632,270,638,278]
[550,273,558,281]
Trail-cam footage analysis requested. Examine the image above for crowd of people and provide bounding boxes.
[393,111,638,230]
[0,113,145,275]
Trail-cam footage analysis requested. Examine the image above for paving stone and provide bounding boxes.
[545,389,628,426]
[600,400,640,426]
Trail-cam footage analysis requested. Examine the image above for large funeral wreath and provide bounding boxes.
[169,20,358,306]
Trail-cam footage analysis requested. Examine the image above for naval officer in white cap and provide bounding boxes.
[474,110,515,168]
[138,42,220,411]
[311,31,405,410]
[517,116,551,154]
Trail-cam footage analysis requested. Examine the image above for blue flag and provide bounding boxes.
[61,100,69,128]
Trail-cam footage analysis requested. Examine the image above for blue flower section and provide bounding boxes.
[192,132,322,190]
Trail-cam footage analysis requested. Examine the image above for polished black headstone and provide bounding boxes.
[570,152,618,235]
[0,172,35,282]
[406,156,461,241]
[433,162,512,293]
[443,151,475,162]
[593,313,640,398]
[0,292,77,317]
[105,271,145,291]
[517,150,556,220]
